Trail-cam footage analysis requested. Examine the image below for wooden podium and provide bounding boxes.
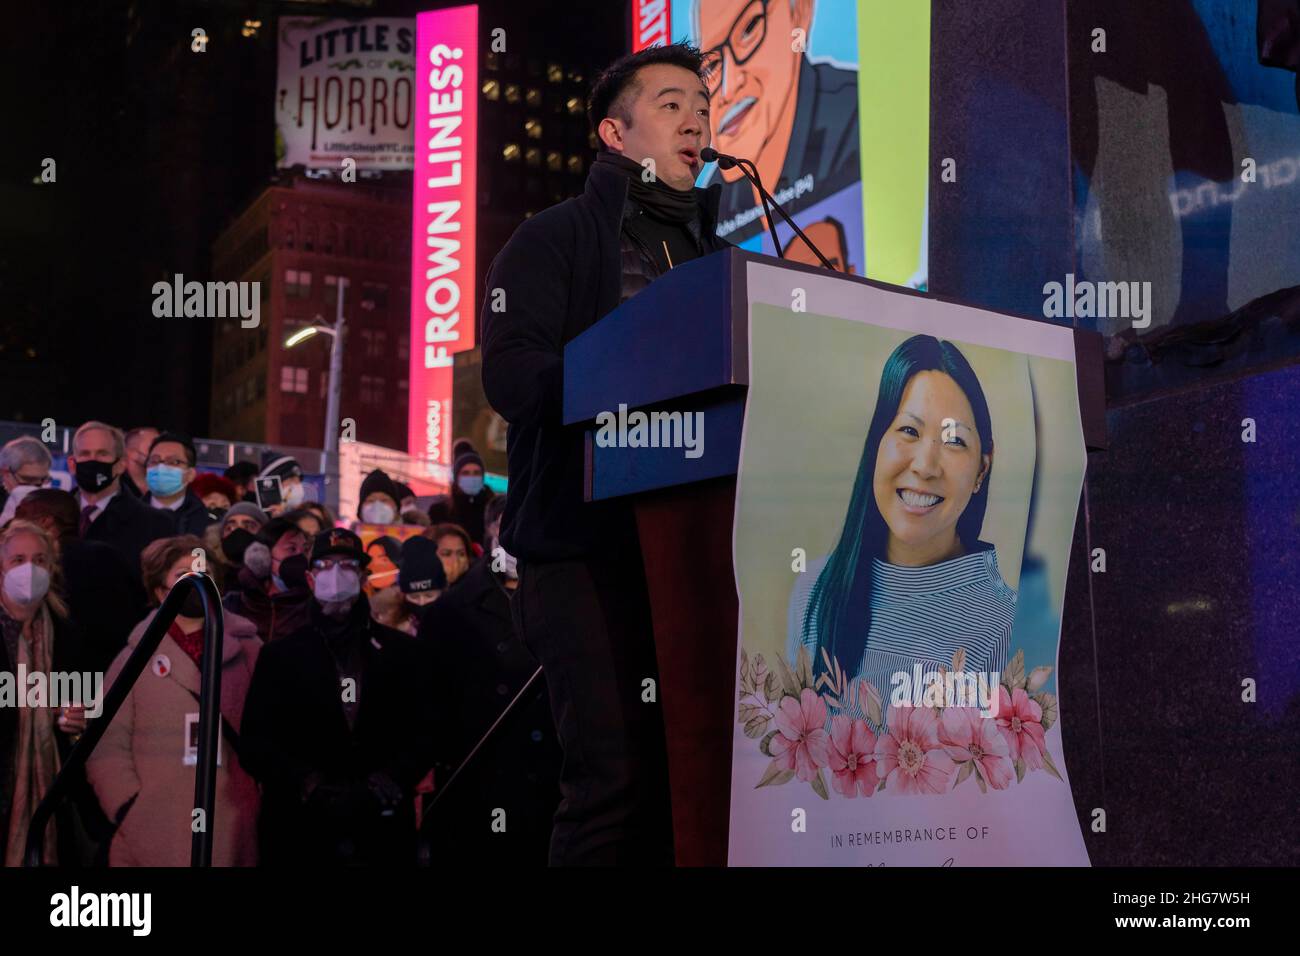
[562,248,1105,866]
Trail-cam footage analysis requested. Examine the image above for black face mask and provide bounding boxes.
[221,528,256,565]
[278,553,310,590]
[74,459,117,494]
[179,587,207,619]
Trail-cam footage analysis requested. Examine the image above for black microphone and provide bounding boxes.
[699,146,737,169]
[699,148,838,272]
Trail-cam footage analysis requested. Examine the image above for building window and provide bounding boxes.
[502,143,521,162]
[525,147,541,167]
[482,79,499,101]
[525,88,542,108]
[280,366,309,394]
[547,63,563,84]
[285,269,312,298]
[361,281,389,311]
[324,274,347,307]
[546,151,562,172]
[524,118,542,140]
[504,84,521,104]
[360,375,386,406]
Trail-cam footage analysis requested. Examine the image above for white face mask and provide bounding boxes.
[283,482,306,508]
[3,562,51,607]
[361,501,397,525]
[312,566,361,604]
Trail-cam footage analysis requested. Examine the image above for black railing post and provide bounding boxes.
[190,571,224,867]
[24,570,224,867]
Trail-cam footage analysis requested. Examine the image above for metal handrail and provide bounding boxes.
[24,571,225,867]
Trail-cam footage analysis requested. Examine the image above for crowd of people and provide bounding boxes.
[0,423,558,866]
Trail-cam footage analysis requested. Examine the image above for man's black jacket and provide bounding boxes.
[480,159,732,562]
[143,489,218,537]
[82,488,174,575]
[239,595,436,866]
[418,558,560,864]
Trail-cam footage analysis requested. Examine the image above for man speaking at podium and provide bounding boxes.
[481,43,731,866]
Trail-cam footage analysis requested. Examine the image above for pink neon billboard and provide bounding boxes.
[409,5,478,479]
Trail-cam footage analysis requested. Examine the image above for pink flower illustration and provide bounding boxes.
[939,707,1014,790]
[996,686,1047,771]
[770,688,831,782]
[827,716,879,798]
[874,705,956,795]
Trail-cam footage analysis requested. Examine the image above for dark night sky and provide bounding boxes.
[1,0,625,438]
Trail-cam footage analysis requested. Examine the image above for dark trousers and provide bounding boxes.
[514,551,674,866]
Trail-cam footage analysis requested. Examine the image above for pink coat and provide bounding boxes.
[86,610,262,866]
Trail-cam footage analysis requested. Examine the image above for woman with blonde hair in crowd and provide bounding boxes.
[86,535,262,866]
[0,520,87,865]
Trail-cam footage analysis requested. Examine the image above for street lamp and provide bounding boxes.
[284,277,346,499]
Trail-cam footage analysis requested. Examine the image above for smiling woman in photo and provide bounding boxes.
[787,334,1015,716]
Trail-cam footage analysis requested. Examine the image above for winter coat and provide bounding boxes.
[85,609,262,867]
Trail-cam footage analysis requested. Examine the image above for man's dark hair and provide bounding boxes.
[224,460,258,486]
[587,41,708,144]
[149,432,197,468]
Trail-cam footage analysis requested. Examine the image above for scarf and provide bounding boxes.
[169,620,205,669]
[4,604,59,866]
[595,150,700,224]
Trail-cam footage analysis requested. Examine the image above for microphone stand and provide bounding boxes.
[416,664,546,863]
[712,151,839,271]
[738,159,785,258]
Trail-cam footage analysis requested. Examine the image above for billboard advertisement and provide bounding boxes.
[275,17,417,170]
[630,0,929,289]
[408,5,479,479]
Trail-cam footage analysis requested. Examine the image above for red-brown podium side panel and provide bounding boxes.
[634,476,739,868]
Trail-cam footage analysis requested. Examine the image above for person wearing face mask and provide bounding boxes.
[0,436,53,526]
[69,421,173,577]
[190,473,239,516]
[418,496,559,865]
[221,517,313,644]
[223,460,260,505]
[445,451,495,547]
[85,536,262,867]
[356,468,403,527]
[257,453,307,518]
[424,523,474,588]
[396,536,446,633]
[141,433,219,537]
[0,520,91,866]
[16,489,147,675]
[204,501,269,593]
[240,528,435,866]
[363,535,406,632]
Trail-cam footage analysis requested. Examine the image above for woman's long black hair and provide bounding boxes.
[802,334,994,680]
